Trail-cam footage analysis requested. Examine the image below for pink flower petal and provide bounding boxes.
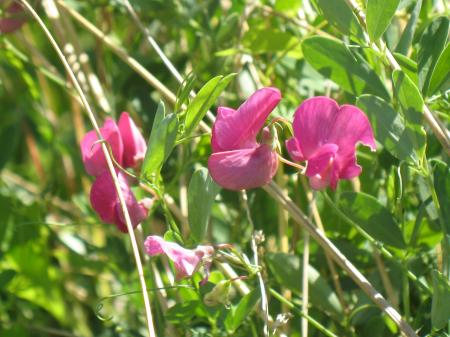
[144,236,213,279]
[292,97,339,158]
[80,118,123,177]
[90,170,146,232]
[208,145,278,190]
[118,112,147,168]
[211,87,281,152]
[305,144,338,177]
[328,104,377,157]
[286,137,305,162]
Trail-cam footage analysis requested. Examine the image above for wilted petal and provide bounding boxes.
[286,137,305,162]
[292,97,339,159]
[144,236,208,279]
[118,112,147,168]
[211,87,281,152]
[0,3,26,34]
[208,145,278,191]
[328,104,376,158]
[90,170,146,232]
[80,118,123,177]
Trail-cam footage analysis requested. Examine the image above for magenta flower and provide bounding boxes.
[0,3,26,34]
[90,170,149,232]
[80,112,147,176]
[118,112,147,168]
[286,97,376,190]
[144,236,214,282]
[80,113,149,232]
[208,87,281,190]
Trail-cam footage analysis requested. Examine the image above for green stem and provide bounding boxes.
[269,289,339,337]
[322,192,432,295]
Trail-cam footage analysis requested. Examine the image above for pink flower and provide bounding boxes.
[80,112,147,176]
[0,3,26,34]
[118,112,147,168]
[144,236,214,283]
[80,113,149,232]
[90,170,149,232]
[286,97,376,190]
[208,87,281,190]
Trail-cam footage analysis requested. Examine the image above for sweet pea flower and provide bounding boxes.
[144,236,214,283]
[0,2,26,34]
[118,112,147,168]
[286,97,376,190]
[208,87,281,190]
[80,112,147,176]
[90,170,149,232]
[80,113,149,232]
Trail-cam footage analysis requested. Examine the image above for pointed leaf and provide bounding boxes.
[417,16,449,95]
[433,161,450,233]
[395,0,422,55]
[367,0,400,41]
[224,290,260,333]
[338,192,406,248]
[302,36,390,100]
[184,73,235,137]
[427,42,450,96]
[316,0,363,37]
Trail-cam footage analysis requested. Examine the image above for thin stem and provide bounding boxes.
[18,2,157,336]
[263,181,418,337]
[301,229,310,337]
[278,155,306,171]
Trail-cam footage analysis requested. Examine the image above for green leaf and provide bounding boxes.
[275,0,302,14]
[393,52,418,85]
[243,28,302,57]
[184,74,235,137]
[175,73,196,113]
[427,42,450,95]
[265,253,342,317]
[338,192,406,248]
[392,70,426,165]
[431,270,450,330]
[188,168,221,242]
[357,94,422,164]
[395,0,422,55]
[0,269,16,288]
[417,16,449,95]
[141,102,179,181]
[366,0,400,41]
[302,36,390,99]
[433,161,450,233]
[165,300,200,324]
[316,0,363,36]
[224,290,260,333]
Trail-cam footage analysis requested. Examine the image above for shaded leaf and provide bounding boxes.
[432,270,450,330]
[427,42,450,96]
[367,0,400,41]
[302,36,390,99]
[338,192,406,248]
[316,0,363,36]
[395,0,422,55]
[417,16,449,95]
[224,290,260,333]
[433,160,450,233]
[188,168,221,243]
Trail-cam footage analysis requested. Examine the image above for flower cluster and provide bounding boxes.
[80,112,149,232]
[208,89,376,191]
[0,2,26,34]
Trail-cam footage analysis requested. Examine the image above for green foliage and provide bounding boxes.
[432,270,450,330]
[366,0,400,41]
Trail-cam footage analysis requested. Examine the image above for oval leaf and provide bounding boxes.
[338,192,406,248]
[427,42,450,96]
[188,168,221,242]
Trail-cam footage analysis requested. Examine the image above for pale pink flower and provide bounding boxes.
[208,87,281,190]
[144,236,214,283]
[286,97,376,190]
[118,112,147,168]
